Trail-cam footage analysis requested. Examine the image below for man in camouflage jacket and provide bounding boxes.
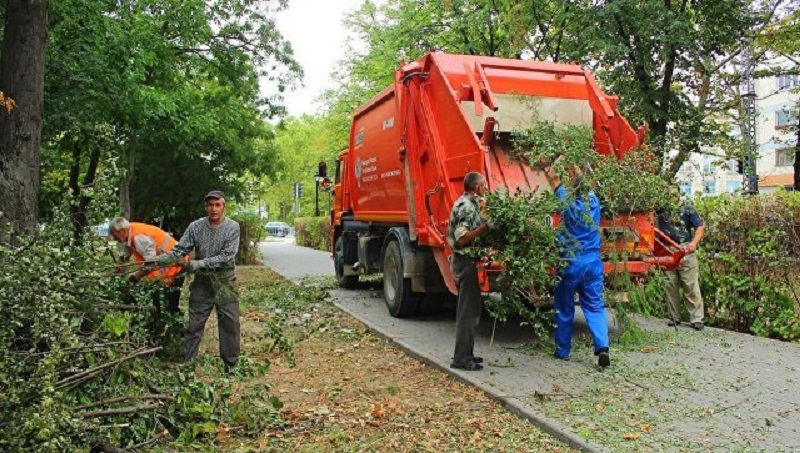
[446,171,494,371]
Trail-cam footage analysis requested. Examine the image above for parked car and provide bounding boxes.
[265,221,291,237]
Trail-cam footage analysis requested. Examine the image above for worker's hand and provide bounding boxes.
[543,166,560,189]
[485,218,497,230]
[184,259,206,273]
[684,242,698,254]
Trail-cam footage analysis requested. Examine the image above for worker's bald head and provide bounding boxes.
[463,172,486,192]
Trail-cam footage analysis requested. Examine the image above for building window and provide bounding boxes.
[703,180,716,195]
[679,180,693,197]
[678,161,693,174]
[777,74,799,91]
[727,157,739,173]
[702,155,714,173]
[776,148,795,167]
[726,180,742,193]
[776,110,797,128]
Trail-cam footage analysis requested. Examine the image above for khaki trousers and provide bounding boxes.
[665,251,704,324]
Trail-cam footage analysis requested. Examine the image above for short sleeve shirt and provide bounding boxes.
[657,205,704,244]
[447,193,484,256]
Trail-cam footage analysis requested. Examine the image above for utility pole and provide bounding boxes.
[740,45,759,194]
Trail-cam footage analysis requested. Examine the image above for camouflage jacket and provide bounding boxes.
[447,192,485,256]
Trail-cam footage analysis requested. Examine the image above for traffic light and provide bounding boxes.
[735,159,744,174]
[318,161,327,178]
[298,182,304,198]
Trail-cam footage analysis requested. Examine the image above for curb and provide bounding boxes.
[333,300,609,453]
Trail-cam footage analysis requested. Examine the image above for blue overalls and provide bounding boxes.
[553,185,609,359]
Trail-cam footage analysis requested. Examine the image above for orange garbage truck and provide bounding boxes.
[330,51,682,317]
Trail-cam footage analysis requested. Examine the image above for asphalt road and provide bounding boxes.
[259,239,800,453]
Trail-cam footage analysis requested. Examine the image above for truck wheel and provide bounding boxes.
[383,240,419,317]
[334,236,358,288]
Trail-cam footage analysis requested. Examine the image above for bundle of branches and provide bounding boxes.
[0,215,280,451]
[696,192,800,340]
[473,190,563,336]
[510,120,672,214]
[471,120,673,332]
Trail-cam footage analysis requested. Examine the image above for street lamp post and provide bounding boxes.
[314,161,328,217]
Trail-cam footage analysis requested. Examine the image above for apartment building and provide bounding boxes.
[754,68,798,193]
[676,59,797,196]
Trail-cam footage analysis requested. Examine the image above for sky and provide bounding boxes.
[273,0,367,118]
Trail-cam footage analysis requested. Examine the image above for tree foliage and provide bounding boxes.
[324,0,788,177]
[38,0,301,235]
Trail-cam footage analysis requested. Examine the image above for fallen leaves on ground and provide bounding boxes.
[202,268,575,453]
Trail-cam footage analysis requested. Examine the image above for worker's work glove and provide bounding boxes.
[184,259,206,273]
[144,256,163,265]
[485,218,497,230]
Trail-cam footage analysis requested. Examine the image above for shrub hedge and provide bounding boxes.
[294,216,330,251]
[694,191,800,341]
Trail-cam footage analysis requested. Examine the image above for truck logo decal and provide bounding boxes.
[382,117,395,130]
[354,128,365,148]
[354,157,362,188]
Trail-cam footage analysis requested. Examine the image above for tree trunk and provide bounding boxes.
[794,120,799,192]
[0,0,50,240]
[120,133,136,219]
[68,140,101,241]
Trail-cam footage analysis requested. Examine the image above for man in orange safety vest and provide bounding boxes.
[109,217,187,314]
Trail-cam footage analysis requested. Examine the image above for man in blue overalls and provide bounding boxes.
[544,164,610,369]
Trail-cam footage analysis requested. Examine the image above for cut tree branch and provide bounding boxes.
[56,347,161,389]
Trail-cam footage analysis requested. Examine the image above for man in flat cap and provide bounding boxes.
[160,190,241,372]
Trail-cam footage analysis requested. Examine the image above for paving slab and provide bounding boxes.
[259,240,800,453]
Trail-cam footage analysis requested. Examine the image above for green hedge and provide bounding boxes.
[294,217,330,251]
[694,191,800,341]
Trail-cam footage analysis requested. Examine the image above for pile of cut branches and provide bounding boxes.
[0,213,286,451]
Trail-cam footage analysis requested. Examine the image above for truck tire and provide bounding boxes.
[334,236,358,288]
[383,240,420,317]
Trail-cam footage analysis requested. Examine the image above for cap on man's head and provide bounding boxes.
[204,190,225,202]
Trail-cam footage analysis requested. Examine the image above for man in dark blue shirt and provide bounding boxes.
[544,165,610,369]
[656,192,706,331]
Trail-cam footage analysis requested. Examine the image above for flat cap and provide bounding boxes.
[204,190,225,201]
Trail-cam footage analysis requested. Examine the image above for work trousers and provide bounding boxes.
[451,254,482,366]
[184,275,240,368]
[554,254,609,359]
[152,275,185,315]
[665,251,704,324]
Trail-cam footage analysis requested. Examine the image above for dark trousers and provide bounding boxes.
[184,276,240,368]
[451,254,482,366]
[152,275,185,315]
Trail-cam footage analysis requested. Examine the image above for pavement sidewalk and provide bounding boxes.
[260,240,800,453]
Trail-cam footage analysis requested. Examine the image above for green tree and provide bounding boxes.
[265,115,344,221]
[39,0,301,236]
[326,0,787,177]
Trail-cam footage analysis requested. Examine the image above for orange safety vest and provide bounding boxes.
[128,222,187,286]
